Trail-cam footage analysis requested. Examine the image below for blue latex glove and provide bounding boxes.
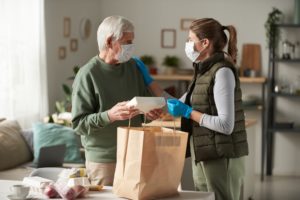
[132,57,154,86]
[167,99,193,119]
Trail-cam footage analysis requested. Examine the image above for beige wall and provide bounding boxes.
[44,0,101,113]
[45,0,300,176]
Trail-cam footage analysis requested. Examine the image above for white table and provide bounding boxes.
[0,180,214,200]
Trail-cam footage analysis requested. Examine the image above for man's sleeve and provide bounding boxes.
[71,71,111,135]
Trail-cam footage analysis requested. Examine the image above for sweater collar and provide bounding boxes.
[96,55,123,71]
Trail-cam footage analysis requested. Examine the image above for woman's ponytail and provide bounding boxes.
[224,25,238,64]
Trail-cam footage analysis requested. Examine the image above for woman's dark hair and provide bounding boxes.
[190,18,238,63]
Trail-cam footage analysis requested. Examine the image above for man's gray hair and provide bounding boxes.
[97,16,134,51]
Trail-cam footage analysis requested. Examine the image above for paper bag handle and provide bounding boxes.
[128,112,145,128]
[129,112,177,133]
[157,116,177,133]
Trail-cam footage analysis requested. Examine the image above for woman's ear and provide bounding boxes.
[202,38,210,48]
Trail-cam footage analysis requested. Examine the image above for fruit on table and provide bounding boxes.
[44,184,59,198]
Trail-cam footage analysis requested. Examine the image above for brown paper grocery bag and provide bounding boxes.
[113,126,188,200]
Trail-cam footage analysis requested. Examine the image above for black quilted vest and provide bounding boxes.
[181,52,248,162]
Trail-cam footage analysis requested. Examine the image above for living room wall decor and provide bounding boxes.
[161,29,176,49]
[79,18,92,40]
[63,17,71,38]
[70,39,78,52]
[180,18,195,31]
[58,46,66,59]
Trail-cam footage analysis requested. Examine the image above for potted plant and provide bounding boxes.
[46,65,80,126]
[140,55,157,74]
[55,65,80,114]
[162,55,180,74]
[265,7,283,50]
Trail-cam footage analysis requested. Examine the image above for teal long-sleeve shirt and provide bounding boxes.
[72,56,151,163]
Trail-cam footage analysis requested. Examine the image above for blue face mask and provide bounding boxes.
[117,44,135,63]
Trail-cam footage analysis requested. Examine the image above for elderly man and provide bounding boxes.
[72,16,162,186]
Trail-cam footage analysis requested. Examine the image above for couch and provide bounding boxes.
[0,119,84,181]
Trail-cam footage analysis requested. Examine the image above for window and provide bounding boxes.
[0,0,47,128]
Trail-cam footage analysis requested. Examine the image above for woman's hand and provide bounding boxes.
[145,108,163,121]
[108,101,140,122]
[167,99,193,119]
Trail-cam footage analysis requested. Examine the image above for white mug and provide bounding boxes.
[10,184,30,198]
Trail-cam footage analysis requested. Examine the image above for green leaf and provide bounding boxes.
[67,76,76,80]
[55,101,65,113]
[62,84,71,96]
[73,66,80,75]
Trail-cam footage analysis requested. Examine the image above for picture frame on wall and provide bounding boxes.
[58,46,66,59]
[180,18,195,31]
[161,29,176,49]
[70,38,78,52]
[63,17,71,37]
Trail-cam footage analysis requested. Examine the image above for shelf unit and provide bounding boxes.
[240,77,267,182]
[266,23,300,176]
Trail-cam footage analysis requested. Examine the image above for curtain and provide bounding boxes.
[0,0,48,128]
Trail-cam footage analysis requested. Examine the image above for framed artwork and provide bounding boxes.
[70,38,78,52]
[58,46,66,59]
[63,17,71,37]
[180,18,195,31]
[161,29,176,48]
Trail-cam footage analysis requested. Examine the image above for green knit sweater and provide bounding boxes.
[72,56,151,163]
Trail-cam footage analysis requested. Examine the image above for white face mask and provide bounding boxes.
[185,41,200,62]
[117,44,134,63]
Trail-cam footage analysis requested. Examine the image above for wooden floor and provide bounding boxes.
[253,176,300,200]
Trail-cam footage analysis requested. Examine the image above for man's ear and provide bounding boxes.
[106,35,113,49]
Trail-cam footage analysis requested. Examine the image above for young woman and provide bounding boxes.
[136,18,248,200]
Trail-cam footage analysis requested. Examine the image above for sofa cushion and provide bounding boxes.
[0,120,33,171]
[20,129,34,153]
[33,122,83,164]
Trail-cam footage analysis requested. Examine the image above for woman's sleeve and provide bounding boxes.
[199,68,236,135]
[179,92,187,102]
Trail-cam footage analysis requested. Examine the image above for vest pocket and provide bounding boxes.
[193,126,214,147]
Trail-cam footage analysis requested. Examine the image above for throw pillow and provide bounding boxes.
[33,122,83,164]
[0,120,32,170]
[20,129,34,153]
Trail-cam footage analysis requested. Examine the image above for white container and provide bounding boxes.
[22,176,54,189]
[67,177,91,188]
[23,176,54,194]
[126,97,166,113]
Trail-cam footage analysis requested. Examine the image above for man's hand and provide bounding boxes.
[145,108,163,121]
[167,99,193,119]
[108,101,140,122]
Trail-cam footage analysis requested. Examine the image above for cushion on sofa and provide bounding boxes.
[0,120,33,171]
[33,122,83,164]
[20,129,34,153]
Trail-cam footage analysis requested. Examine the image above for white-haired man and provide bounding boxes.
[72,16,162,186]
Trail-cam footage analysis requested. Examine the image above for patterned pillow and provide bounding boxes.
[0,120,32,170]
